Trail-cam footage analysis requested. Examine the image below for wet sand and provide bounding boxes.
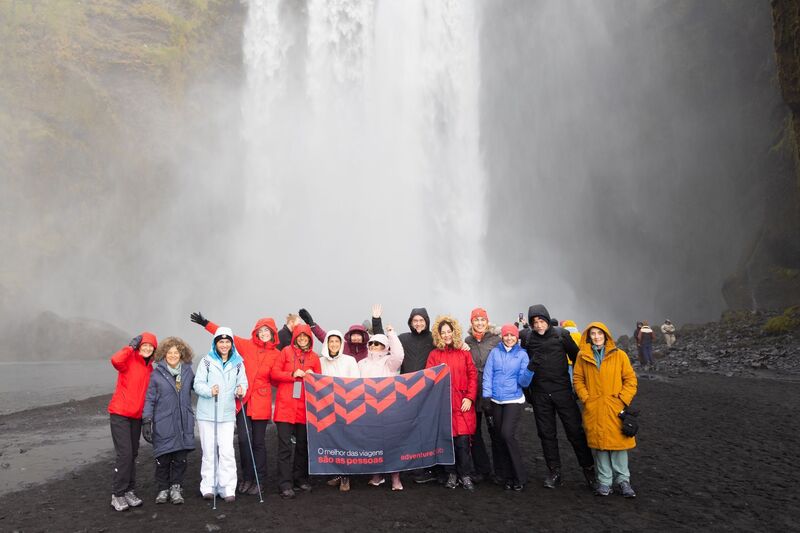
[0,374,798,531]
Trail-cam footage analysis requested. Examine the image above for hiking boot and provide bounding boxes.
[460,476,475,491]
[595,484,612,496]
[246,483,261,496]
[339,477,350,492]
[583,466,598,490]
[237,480,252,494]
[155,489,169,504]
[617,480,636,498]
[413,470,437,484]
[123,490,143,507]
[543,468,561,489]
[110,494,129,512]
[223,495,235,503]
[368,475,386,487]
[326,476,341,487]
[512,483,525,492]
[444,473,458,489]
[170,484,184,504]
[279,488,295,499]
[504,479,514,491]
[202,493,214,500]
[295,482,312,493]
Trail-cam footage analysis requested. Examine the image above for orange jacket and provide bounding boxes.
[205,318,280,420]
[270,324,321,424]
[573,322,638,451]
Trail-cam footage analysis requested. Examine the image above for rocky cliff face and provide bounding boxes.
[723,0,800,311]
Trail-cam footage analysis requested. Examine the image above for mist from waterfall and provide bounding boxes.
[237,0,488,328]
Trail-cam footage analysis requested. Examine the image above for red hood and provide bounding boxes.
[140,331,158,351]
[251,317,278,349]
[292,324,314,351]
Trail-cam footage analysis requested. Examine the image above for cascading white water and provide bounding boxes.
[238,0,488,322]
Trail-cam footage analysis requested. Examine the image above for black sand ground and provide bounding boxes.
[1,373,798,532]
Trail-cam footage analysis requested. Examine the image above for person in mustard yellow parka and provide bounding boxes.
[573,322,638,498]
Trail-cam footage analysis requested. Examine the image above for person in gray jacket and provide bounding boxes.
[142,337,196,505]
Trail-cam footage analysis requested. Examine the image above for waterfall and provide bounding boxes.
[239,0,488,320]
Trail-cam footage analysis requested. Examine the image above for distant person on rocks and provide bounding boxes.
[633,322,644,365]
[271,324,321,499]
[482,324,533,491]
[108,332,157,512]
[637,321,656,370]
[358,326,405,490]
[396,307,438,484]
[190,312,281,496]
[573,322,638,498]
[521,304,596,490]
[427,315,478,491]
[661,319,676,348]
[464,307,501,484]
[193,327,247,502]
[319,329,360,492]
[142,337,195,505]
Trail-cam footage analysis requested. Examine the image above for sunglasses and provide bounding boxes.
[367,341,385,347]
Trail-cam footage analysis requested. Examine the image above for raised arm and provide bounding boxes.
[385,327,405,373]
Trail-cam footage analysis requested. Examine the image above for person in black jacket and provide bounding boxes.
[522,304,595,489]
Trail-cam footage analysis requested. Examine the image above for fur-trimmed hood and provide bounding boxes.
[432,314,465,350]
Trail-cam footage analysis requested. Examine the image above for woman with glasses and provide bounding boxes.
[357,326,405,490]
[271,324,321,499]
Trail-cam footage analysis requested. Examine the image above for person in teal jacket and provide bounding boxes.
[482,324,534,490]
[193,327,247,501]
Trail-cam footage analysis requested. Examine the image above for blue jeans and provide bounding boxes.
[641,344,653,365]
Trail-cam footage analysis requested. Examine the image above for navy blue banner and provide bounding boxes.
[305,365,454,475]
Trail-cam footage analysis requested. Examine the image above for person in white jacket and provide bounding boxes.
[319,329,360,492]
[357,327,405,490]
[193,327,248,501]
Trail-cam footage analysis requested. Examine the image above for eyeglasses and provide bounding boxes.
[367,341,384,347]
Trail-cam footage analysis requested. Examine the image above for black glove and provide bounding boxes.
[142,418,153,443]
[481,398,494,416]
[129,335,142,349]
[298,308,315,326]
[190,312,209,327]
[527,357,535,372]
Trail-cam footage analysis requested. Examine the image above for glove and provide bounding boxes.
[298,308,315,326]
[142,418,153,443]
[527,357,535,372]
[481,398,494,416]
[129,335,142,350]
[190,312,209,327]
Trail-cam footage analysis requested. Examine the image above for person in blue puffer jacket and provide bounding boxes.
[142,337,196,505]
[193,327,248,502]
[482,324,534,491]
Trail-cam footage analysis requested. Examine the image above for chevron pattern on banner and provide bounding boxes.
[305,365,455,475]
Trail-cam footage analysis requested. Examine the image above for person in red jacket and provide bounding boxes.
[270,324,321,499]
[427,315,478,491]
[108,332,158,512]
[190,312,280,496]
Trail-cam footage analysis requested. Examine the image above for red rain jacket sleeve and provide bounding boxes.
[111,346,134,372]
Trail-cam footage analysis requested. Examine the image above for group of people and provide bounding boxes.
[632,319,677,370]
[107,304,640,511]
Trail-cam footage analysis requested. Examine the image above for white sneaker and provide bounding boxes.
[124,490,143,507]
[110,494,129,511]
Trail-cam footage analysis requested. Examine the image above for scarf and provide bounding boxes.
[592,345,605,368]
[167,362,182,390]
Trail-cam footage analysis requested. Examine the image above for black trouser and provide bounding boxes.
[154,450,188,490]
[532,390,594,470]
[471,411,500,477]
[444,435,473,478]
[237,410,268,482]
[493,403,526,484]
[110,414,142,496]
[276,422,308,491]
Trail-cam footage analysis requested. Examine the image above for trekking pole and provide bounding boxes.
[213,393,218,510]
[240,401,264,503]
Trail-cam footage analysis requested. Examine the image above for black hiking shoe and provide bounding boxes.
[414,470,437,484]
[460,476,475,491]
[543,468,561,489]
[617,480,636,498]
[444,473,458,489]
[279,488,295,499]
[583,466,598,490]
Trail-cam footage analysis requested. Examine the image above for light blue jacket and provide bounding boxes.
[194,329,248,422]
[482,343,534,402]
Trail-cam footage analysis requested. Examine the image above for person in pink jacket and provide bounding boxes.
[357,327,405,490]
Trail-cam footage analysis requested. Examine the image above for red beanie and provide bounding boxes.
[500,324,519,338]
[470,308,488,321]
